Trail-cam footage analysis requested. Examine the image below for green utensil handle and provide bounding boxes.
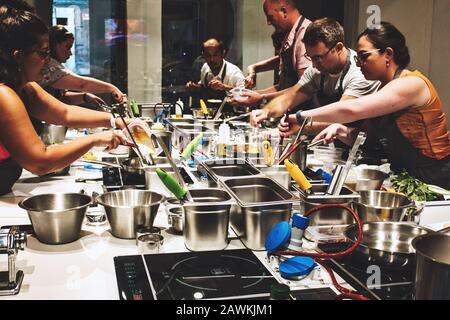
[181,133,204,160]
[156,168,187,200]
[131,100,140,117]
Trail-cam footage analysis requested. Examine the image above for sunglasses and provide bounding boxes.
[355,49,381,64]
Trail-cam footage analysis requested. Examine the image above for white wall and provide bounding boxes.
[355,0,450,127]
[430,0,450,128]
[240,0,275,90]
[127,0,162,102]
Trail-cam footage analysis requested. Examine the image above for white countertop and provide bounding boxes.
[1,143,449,300]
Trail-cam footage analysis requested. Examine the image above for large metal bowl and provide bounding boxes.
[354,191,414,222]
[19,193,92,245]
[96,190,164,239]
[346,222,433,269]
[40,123,68,145]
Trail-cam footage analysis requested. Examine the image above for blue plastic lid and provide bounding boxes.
[292,214,310,230]
[201,137,208,145]
[265,222,291,253]
[279,257,317,279]
[316,169,333,184]
[186,159,196,167]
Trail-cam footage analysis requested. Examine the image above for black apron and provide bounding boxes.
[0,157,23,196]
[317,50,352,107]
[279,16,306,91]
[369,70,450,189]
[0,90,34,195]
[202,62,228,101]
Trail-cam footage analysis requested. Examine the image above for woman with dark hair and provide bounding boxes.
[280,22,450,188]
[38,25,125,107]
[0,7,130,195]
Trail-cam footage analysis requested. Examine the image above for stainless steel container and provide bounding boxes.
[19,193,92,245]
[40,123,68,145]
[356,169,389,191]
[413,234,450,300]
[223,177,297,251]
[354,191,414,222]
[96,190,164,239]
[167,207,183,233]
[258,165,292,190]
[297,184,360,226]
[200,159,261,180]
[183,189,233,252]
[151,130,172,157]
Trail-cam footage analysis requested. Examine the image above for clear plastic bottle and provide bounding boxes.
[175,98,184,118]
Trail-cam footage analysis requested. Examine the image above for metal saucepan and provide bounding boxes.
[345,222,433,270]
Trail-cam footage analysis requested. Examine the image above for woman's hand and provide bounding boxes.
[312,124,349,144]
[91,130,133,151]
[111,88,126,104]
[278,114,300,137]
[84,93,105,106]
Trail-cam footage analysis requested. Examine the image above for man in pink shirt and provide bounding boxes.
[241,0,312,107]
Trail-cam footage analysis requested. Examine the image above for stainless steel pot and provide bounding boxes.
[412,230,450,300]
[19,193,92,245]
[346,222,433,269]
[96,190,164,239]
[353,191,414,222]
[183,189,234,252]
[40,123,68,145]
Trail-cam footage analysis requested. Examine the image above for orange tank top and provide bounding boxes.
[395,71,450,160]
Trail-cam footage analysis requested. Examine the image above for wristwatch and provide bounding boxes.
[295,110,304,125]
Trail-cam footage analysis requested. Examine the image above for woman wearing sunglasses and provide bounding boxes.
[0,7,131,195]
[280,22,450,188]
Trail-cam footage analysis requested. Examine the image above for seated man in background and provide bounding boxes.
[186,38,245,104]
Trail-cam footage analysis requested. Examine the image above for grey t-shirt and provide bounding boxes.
[298,49,380,103]
[38,58,71,88]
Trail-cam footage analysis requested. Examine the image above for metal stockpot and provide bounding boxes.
[346,222,433,269]
[183,189,234,252]
[413,228,450,300]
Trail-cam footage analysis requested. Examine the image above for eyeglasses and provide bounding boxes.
[304,43,337,63]
[33,49,51,59]
[354,49,381,64]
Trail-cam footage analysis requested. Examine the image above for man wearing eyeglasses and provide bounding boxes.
[250,18,380,132]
